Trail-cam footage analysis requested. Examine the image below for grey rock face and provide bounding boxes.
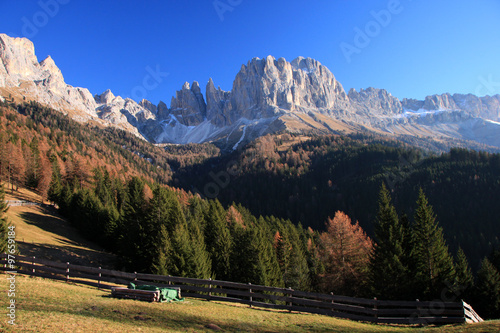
[139,99,157,114]
[0,33,98,119]
[423,93,457,110]
[227,55,350,122]
[170,81,207,126]
[349,87,403,116]
[453,93,500,121]
[0,33,39,85]
[401,98,425,111]
[206,77,231,126]
[403,93,500,122]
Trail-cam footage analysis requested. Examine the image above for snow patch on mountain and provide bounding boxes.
[233,126,247,150]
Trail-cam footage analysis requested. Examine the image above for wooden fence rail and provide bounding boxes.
[0,253,483,325]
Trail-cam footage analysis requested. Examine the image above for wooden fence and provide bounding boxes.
[0,254,483,325]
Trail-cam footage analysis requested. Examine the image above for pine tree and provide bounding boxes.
[474,258,500,319]
[47,161,63,204]
[144,186,171,271]
[281,220,311,291]
[187,221,212,279]
[411,188,455,299]
[25,137,42,189]
[0,183,9,253]
[204,200,232,280]
[454,247,474,299]
[151,224,172,276]
[169,221,193,277]
[491,247,500,271]
[232,223,283,287]
[370,183,408,299]
[319,211,372,296]
[117,177,147,270]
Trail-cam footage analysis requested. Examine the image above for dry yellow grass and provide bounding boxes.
[4,186,116,268]
[1,275,499,333]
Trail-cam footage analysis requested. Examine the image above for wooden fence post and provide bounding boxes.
[373,297,378,322]
[248,283,253,308]
[98,267,102,290]
[66,262,70,282]
[32,256,36,274]
[416,299,421,322]
[287,287,293,312]
[134,272,137,282]
[208,278,212,301]
[168,275,171,285]
[331,292,335,316]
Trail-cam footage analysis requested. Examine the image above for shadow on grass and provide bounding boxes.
[20,209,85,244]
[17,242,117,268]
[33,297,332,333]
[17,208,117,268]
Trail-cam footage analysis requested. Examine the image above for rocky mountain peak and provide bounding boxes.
[2,32,500,149]
[96,89,116,104]
[169,81,207,126]
[0,34,39,84]
[348,87,403,116]
[229,56,349,120]
[206,78,231,126]
[139,99,157,114]
[423,93,457,110]
[38,55,66,91]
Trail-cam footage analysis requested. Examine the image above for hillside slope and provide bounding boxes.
[1,275,499,332]
[5,186,116,268]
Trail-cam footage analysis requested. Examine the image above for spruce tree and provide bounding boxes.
[491,247,500,271]
[370,183,408,299]
[276,219,311,291]
[144,186,171,272]
[187,222,212,279]
[47,161,63,204]
[475,258,500,319]
[151,224,172,276]
[232,223,283,287]
[118,177,147,270]
[25,137,42,189]
[170,221,192,277]
[204,200,232,280]
[0,183,9,253]
[454,247,474,299]
[411,188,455,299]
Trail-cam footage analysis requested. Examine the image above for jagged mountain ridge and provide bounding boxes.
[1,33,499,150]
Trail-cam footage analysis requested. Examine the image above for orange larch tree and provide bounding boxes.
[319,211,373,296]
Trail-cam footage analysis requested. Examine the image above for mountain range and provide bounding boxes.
[1,33,499,151]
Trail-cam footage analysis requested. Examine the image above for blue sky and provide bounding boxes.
[1,0,499,105]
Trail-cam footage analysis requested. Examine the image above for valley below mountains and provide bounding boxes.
[1,33,500,151]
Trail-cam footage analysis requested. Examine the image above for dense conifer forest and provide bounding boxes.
[0,100,499,318]
[173,134,500,268]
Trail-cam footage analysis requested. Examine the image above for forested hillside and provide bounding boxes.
[173,134,500,268]
[1,100,499,318]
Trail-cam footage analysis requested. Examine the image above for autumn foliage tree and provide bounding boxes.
[319,211,373,296]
